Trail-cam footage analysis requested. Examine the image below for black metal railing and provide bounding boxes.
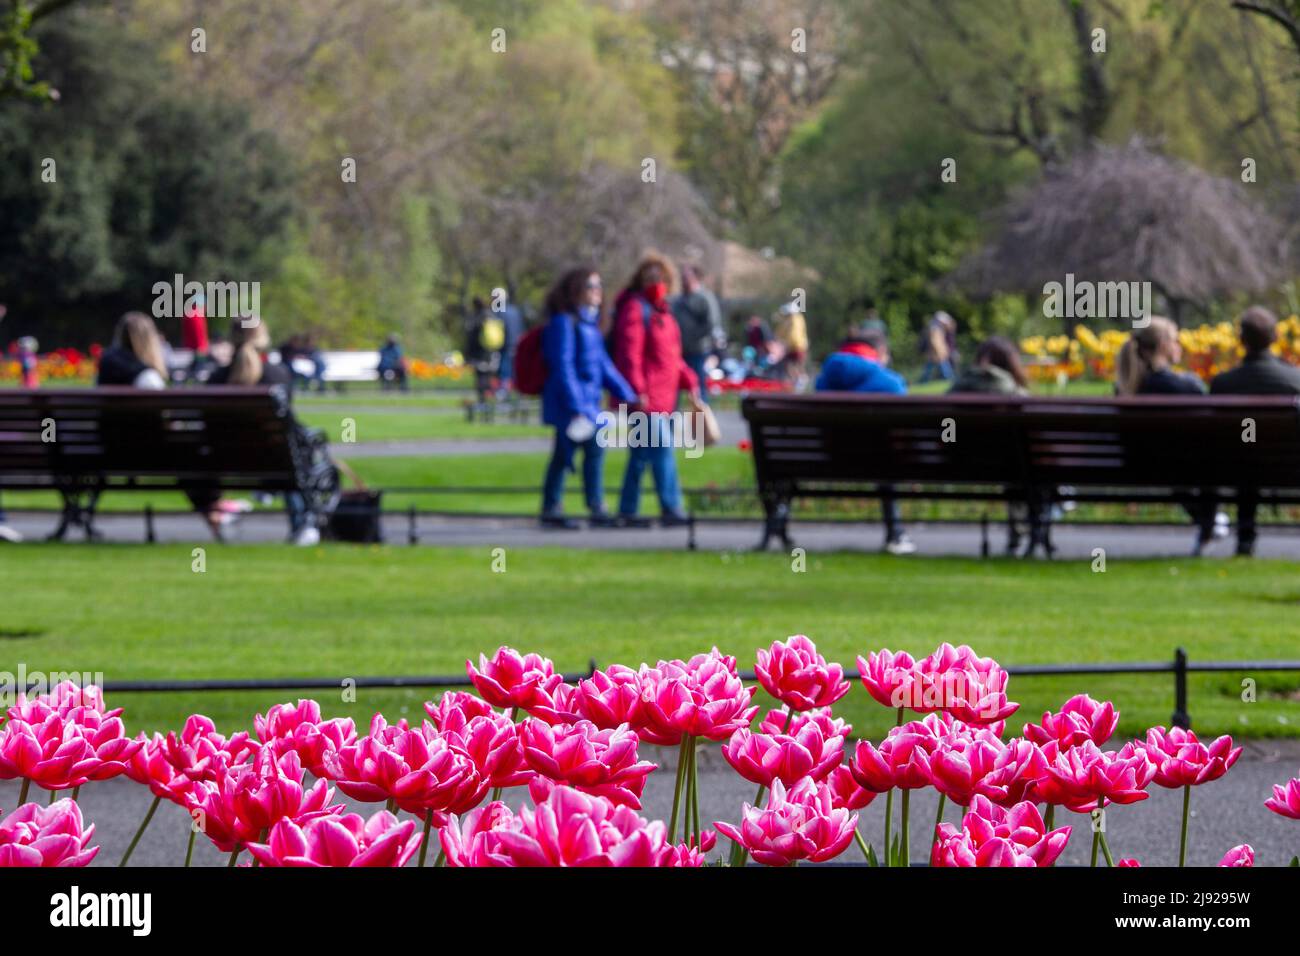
[66,648,1300,733]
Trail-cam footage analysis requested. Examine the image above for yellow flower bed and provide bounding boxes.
[1021,317,1300,383]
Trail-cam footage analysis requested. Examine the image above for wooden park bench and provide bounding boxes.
[0,387,339,541]
[742,392,1300,555]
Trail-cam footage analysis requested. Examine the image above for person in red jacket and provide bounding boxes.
[610,253,703,527]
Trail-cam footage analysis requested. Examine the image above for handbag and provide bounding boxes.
[327,458,384,543]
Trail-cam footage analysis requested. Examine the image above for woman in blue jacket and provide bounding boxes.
[540,266,637,529]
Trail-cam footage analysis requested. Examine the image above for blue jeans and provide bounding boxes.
[286,492,308,534]
[619,414,682,516]
[542,429,606,515]
[685,352,710,405]
[920,360,954,383]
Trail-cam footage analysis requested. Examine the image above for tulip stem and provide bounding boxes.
[118,794,161,868]
[227,849,239,867]
[900,788,911,868]
[1099,831,1115,868]
[70,785,80,801]
[668,735,689,844]
[48,788,57,805]
[1090,828,1100,867]
[883,789,894,866]
[419,809,433,867]
[251,828,267,867]
[690,737,701,848]
[1044,804,1054,832]
[854,829,872,862]
[930,793,946,859]
[386,797,396,814]
[1178,785,1190,868]
[17,778,30,806]
[434,848,446,867]
[184,829,196,868]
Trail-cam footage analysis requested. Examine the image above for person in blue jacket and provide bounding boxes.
[540,266,637,529]
[815,325,916,554]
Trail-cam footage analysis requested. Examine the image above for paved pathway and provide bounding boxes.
[3,739,1296,866]
[9,510,1300,560]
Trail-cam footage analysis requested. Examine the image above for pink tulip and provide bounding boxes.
[858,645,1016,726]
[1023,694,1118,749]
[0,716,99,791]
[722,719,845,789]
[1144,727,1242,788]
[572,665,647,732]
[165,714,259,783]
[849,714,954,792]
[466,646,564,711]
[825,764,876,811]
[1264,773,1300,819]
[5,681,117,722]
[519,719,655,808]
[427,695,531,791]
[0,697,142,791]
[185,750,337,853]
[715,778,858,866]
[520,681,581,726]
[917,643,1018,725]
[755,635,850,711]
[856,649,919,709]
[637,650,758,745]
[664,830,715,867]
[255,700,357,779]
[245,810,420,867]
[124,733,194,803]
[0,799,99,867]
[1117,858,1141,867]
[759,705,850,740]
[982,738,1050,807]
[438,800,518,867]
[1217,844,1254,868]
[929,726,1010,807]
[1036,740,1155,812]
[931,795,1071,867]
[326,715,481,817]
[445,783,668,866]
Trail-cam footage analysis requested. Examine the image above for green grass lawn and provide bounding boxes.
[2,544,1297,742]
[296,410,548,442]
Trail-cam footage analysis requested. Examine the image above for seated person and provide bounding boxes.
[815,324,913,554]
[815,326,906,394]
[1209,306,1300,556]
[378,335,408,391]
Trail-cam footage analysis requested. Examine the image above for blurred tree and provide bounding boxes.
[0,10,294,346]
[0,0,82,99]
[643,0,852,240]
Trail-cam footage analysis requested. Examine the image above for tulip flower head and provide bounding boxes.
[722,719,845,789]
[1217,844,1254,868]
[1144,727,1242,788]
[572,665,647,732]
[520,719,655,808]
[1264,772,1300,820]
[931,795,1071,867]
[326,715,481,817]
[466,646,564,711]
[245,809,421,867]
[1036,740,1156,812]
[715,778,858,866]
[637,650,758,745]
[755,635,850,711]
[0,798,99,867]
[1023,695,1118,749]
[445,784,669,867]
[164,714,259,784]
[255,700,357,780]
[428,698,531,792]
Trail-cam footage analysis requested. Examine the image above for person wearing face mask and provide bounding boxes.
[609,252,704,528]
[539,266,637,529]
